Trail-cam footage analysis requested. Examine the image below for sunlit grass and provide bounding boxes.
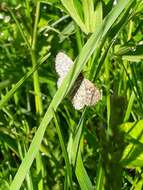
[0,0,143,190]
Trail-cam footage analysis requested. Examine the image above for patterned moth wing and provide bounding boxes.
[84,79,101,106]
[71,79,86,110]
[55,52,74,87]
[72,79,101,110]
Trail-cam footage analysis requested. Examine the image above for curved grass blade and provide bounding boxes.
[75,150,93,190]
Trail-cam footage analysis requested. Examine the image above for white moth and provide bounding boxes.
[55,52,102,110]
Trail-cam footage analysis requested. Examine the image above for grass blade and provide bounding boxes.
[75,150,93,190]
[61,0,88,34]
[96,158,105,190]
[124,91,135,122]
[0,54,50,109]
[53,111,73,190]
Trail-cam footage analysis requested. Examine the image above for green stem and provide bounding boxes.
[31,53,43,116]
[105,56,111,136]
[75,26,83,52]
[32,3,44,190]
[31,3,44,190]
[31,2,43,116]
[32,2,40,50]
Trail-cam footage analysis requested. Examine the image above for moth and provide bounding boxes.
[55,52,102,110]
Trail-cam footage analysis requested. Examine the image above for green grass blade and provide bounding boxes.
[121,61,143,112]
[75,150,93,190]
[31,1,44,116]
[96,158,105,190]
[70,109,93,189]
[71,108,86,165]
[53,111,73,190]
[94,1,103,31]
[124,91,135,122]
[61,0,88,34]
[0,53,50,109]
[82,0,94,32]
[105,56,111,132]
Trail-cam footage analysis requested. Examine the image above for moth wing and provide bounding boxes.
[72,80,86,110]
[57,77,64,88]
[55,52,74,78]
[84,79,101,106]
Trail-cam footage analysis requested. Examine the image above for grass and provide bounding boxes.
[0,0,143,190]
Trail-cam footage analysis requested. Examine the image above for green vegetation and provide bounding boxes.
[0,0,143,189]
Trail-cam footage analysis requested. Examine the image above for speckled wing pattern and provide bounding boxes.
[72,79,101,110]
[55,52,101,110]
[55,52,74,87]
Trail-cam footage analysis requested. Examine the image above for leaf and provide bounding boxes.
[94,1,103,31]
[119,120,143,144]
[69,109,93,189]
[61,0,88,34]
[119,120,143,167]
[61,0,103,34]
[53,111,73,189]
[123,91,135,122]
[134,179,143,190]
[120,143,143,167]
[0,180,10,190]
[114,44,143,62]
[96,158,105,190]
[75,150,93,190]
[82,0,95,32]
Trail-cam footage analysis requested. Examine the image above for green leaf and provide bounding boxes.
[75,150,93,190]
[123,91,136,122]
[53,111,73,190]
[0,180,10,190]
[96,158,105,190]
[114,45,143,62]
[69,109,93,189]
[134,179,143,190]
[119,120,143,144]
[61,0,103,34]
[120,143,143,167]
[119,120,143,167]
[61,0,88,34]
[94,1,103,31]
[82,0,95,32]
